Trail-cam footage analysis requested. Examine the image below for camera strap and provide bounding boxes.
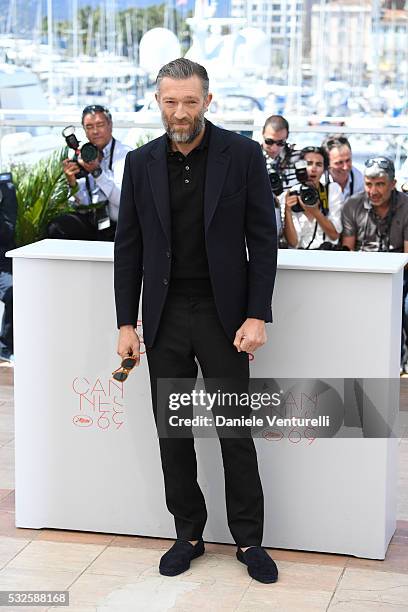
[318,184,329,215]
[108,138,116,171]
[361,190,397,251]
[305,222,319,250]
[85,137,116,203]
[305,184,329,250]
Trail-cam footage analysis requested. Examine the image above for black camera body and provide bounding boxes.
[266,143,302,197]
[268,169,284,196]
[289,160,320,212]
[62,126,99,180]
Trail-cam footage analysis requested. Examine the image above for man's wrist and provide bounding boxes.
[246,316,266,324]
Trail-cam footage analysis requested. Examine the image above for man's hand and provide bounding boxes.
[233,318,267,353]
[62,158,81,188]
[117,325,141,366]
[285,192,300,210]
[299,195,318,212]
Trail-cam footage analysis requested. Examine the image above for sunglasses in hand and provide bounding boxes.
[112,354,138,382]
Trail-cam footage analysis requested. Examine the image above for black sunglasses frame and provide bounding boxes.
[82,105,112,122]
[365,158,394,170]
[264,138,286,147]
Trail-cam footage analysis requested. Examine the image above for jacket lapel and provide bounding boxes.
[147,135,171,246]
[204,124,230,232]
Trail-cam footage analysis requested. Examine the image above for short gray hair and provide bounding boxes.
[156,58,209,97]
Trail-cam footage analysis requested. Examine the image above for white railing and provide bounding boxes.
[0,109,407,172]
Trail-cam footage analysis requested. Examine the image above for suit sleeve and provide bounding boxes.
[245,143,278,322]
[114,151,143,328]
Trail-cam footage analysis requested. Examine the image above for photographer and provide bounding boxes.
[342,157,408,252]
[261,115,301,238]
[48,105,131,241]
[341,157,408,372]
[262,114,299,189]
[283,146,343,249]
[0,174,17,363]
[321,134,364,201]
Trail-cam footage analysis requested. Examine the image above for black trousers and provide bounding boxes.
[146,289,264,546]
[47,212,116,241]
[0,270,13,359]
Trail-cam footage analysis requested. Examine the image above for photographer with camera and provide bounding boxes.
[48,105,131,241]
[341,157,408,252]
[261,115,301,238]
[321,134,364,201]
[0,174,17,364]
[282,146,343,250]
[261,114,300,190]
[341,157,408,372]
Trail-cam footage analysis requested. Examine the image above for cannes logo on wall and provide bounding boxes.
[71,321,145,430]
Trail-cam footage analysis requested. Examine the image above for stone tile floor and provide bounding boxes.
[0,364,407,611]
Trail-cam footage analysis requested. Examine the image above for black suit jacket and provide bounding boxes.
[114,121,277,348]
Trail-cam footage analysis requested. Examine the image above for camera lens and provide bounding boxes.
[299,185,319,207]
[80,142,99,163]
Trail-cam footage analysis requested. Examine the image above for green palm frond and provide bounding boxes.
[12,136,154,247]
[12,148,73,247]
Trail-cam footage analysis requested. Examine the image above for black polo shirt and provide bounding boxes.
[166,121,211,292]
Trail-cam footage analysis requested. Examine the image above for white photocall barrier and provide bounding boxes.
[8,240,407,559]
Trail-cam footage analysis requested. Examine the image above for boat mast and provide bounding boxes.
[315,0,326,110]
[73,0,79,105]
[371,0,380,99]
[47,0,54,105]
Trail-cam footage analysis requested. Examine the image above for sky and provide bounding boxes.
[51,0,230,20]
[1,0,230,35]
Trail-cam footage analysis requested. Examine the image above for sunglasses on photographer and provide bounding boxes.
[82,104,112,121]
[264,138,286,147]
[365,157,394,172]
[112,355,138,382]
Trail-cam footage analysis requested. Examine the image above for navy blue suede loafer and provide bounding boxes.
[159,539,205,576]
[237,546,278,584]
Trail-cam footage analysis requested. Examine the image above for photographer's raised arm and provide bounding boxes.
[283,191,299,247]
[62,158,90,205]
[62,159,80,188]
[305,206,339,241]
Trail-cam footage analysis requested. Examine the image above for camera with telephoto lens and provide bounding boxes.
[62,125,99,180]
[289,160,320,212]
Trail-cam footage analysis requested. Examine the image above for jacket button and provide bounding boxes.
[163,278,168,286]
[166,251,171,258]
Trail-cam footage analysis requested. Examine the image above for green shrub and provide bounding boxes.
[12,148,73,247]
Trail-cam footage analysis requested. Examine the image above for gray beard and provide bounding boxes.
[162,109,206,144]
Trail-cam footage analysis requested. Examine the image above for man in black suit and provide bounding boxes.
[114,59,278,583]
